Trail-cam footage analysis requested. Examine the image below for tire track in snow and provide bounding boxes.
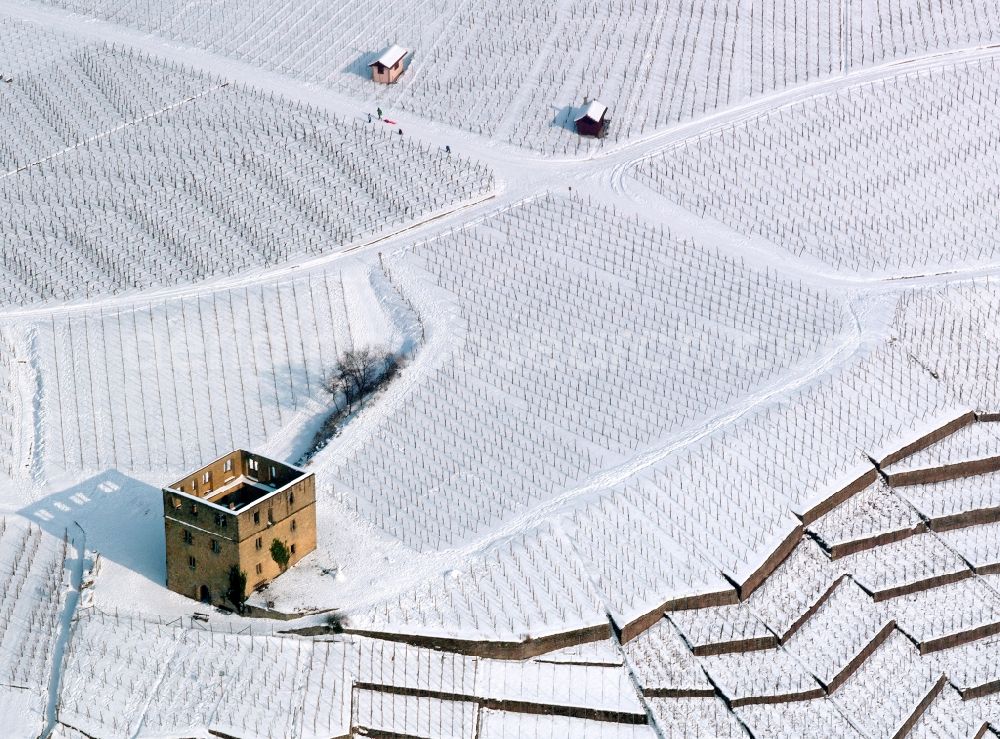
[41,523,85,739]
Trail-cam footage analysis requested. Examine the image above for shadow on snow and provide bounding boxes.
[19,470,165,588]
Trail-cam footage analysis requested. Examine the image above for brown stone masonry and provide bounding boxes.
[890,674,948,739]
[618,589,739,644]
[824,620,896,693]
[887,456,1000,487]
[960,678,1000,701]
[779,573,849,643]
[339,621,613,661]
[799,469,879,527]
[878,411,976,468]
[865,569,972,603]
[825,523,927,560]
[927,505,1000,532]
[737,524,803,599]
[351,681,648,724]
[727,685,825,709]
[163,450,316,608]
[918,620,1000,655]
[688,634,777,657]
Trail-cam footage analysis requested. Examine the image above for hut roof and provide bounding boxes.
[370,45,409,68]
[575,101,608,123]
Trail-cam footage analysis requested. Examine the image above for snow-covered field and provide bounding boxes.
[0,19,492,307]
[58,615,645,739]
[26,0,1000,154]
[0,255,409,501]
[895,279,1000,412]
[629,56,1000,274]
[3,0,1000,736]
[28,260,406,481]
[14,0,748,152]
[326,192,847,552]
[0,518,74,738]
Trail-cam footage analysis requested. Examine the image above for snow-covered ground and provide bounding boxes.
[25,0,1000,154]
[0,18,493,307]
[57,614,644,738]
[3,0,1000,736]
[328,192,848,553]
[0,517,72,738]
[26,259,406,482]
[630,56,1000,274]
[895,279,1000,412]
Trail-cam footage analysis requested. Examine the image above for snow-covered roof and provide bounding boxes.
[370,45,408,68]
[575,100,608,123]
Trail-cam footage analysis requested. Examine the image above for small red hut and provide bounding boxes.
[574,101,609,137]
[369,45,409,84]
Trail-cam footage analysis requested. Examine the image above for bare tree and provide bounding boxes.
[299,346,404,465]
[324,346,396,412]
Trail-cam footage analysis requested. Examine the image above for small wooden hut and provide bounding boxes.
[370,45,409,84]
[574,101,609,137]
